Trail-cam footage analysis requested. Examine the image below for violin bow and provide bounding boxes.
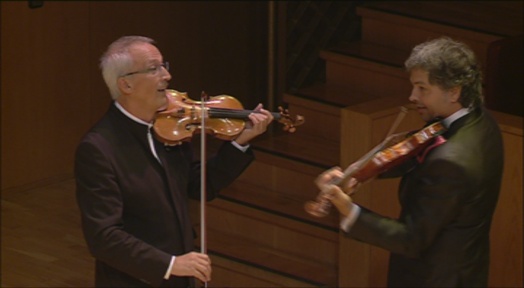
[385,106,408,139]
[200,92,208,287]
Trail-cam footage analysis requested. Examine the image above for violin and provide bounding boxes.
[153,89,305,145]
[305,120,447,217]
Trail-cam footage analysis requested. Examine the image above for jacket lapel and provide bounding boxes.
[153,136,195,252]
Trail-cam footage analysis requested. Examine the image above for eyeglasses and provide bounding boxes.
[121,62,169,77]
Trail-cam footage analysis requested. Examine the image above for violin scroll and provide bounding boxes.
[276,106,305,133]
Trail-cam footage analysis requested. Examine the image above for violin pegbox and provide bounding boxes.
[277,106,305,133]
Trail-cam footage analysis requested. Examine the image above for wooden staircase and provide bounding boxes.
[191,1,523,287]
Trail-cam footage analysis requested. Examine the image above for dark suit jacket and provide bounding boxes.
[75,103,254,287]
[346,107,504,287]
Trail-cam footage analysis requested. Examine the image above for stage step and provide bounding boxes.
[191,133,341,285]
[201,254,318,287]
[320,40,411,98]
[356,1,517,75]
[283,81,382,143]
[191,196,339,287]
[360,1,523,39]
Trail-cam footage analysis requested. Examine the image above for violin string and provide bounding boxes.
[209,107,282,119]
[209,107,250,118]
[202,106,286,123]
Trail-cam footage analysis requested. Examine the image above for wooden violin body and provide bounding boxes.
[305,121,447,217]
[153,89,305,145]
[351,121,446,182]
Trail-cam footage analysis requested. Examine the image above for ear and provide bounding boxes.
[448,86,462,103]
[117,77,133,94]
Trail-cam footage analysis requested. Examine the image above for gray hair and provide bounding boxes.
[100,36,155,100]
[404,37,483,109]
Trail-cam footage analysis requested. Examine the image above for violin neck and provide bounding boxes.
[209,108,280,120]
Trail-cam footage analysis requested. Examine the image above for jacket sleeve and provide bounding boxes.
[346,158,471,258]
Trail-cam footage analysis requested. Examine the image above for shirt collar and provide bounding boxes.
[441,107,470,128]
[114,101,153,128]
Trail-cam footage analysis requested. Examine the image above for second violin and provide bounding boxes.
[305,119,447,217]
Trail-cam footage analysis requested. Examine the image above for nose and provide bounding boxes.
[162,68,172,81]
[408,87,417,103]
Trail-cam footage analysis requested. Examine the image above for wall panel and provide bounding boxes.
[1,1,91,189]
[1,1,267,190]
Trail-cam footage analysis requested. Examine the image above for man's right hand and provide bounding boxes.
[315,167,360,216]
[171,252,211,283]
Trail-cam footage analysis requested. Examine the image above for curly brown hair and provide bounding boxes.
[404,37,483,109]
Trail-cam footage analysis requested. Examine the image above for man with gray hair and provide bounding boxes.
[75,35,273,287]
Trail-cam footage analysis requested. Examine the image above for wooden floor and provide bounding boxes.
[1,176,94,287]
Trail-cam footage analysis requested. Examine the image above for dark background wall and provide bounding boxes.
[1,1,521,190]
[1,1,269,190]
